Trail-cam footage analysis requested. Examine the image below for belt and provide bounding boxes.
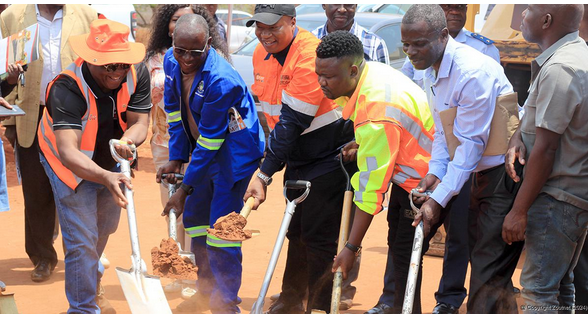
[477,163,504,176]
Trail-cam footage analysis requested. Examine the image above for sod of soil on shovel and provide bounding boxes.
[151,238,198,280]
[207,212,252,241]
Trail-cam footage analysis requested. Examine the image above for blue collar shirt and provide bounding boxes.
[424,37,514,207]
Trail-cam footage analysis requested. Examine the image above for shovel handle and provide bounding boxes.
[169,209,178,242]
[284,180,311,190]
[240,197,255,219]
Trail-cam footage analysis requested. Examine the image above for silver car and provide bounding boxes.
[232,12,406,90]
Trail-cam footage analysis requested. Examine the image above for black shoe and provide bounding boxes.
[265,298,304,314]
[432,303,459,314]
[364,302,394,314]
[31,260,52,282]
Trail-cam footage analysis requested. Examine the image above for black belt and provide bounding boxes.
[477,163,504,176]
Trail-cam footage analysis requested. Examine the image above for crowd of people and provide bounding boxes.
[0,3,587,314]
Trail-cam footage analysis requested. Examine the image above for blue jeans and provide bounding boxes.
[0,136,9,212]
[521,194,588,314]
[40,153,121,314]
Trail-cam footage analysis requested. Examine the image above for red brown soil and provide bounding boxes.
[151,238,198,280]
[207,212,252,241]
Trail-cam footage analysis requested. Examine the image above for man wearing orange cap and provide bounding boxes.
[1,4,98,284]
[37,19,151,313]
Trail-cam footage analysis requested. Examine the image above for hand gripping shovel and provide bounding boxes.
[163,173,196,265]
[401,189,432,314]
[330,152,354,314]
[251,180,311,314]
[109,140,171,314]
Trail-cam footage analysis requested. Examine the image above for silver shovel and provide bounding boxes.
[163,173,196,265]
[402,189,432,314]
[109,139,171,314]
[251,180,311,314]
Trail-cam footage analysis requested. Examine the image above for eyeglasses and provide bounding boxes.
[102,63,131,72]
[173,41,208,58]
[440,4,467,12]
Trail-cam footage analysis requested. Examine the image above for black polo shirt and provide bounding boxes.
[45,62,151,170]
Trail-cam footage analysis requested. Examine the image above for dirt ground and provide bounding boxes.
[0,132,524,314]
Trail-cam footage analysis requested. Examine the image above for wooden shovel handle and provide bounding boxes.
[240,197,255,219]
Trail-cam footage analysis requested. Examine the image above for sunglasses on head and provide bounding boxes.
[173,41,209,58]
[102,63,131,72]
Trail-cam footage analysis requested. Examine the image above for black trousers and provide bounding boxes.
[467,164,523,314]
[7,108,57,268]
[434,177,473,308]
[279,164,356,313]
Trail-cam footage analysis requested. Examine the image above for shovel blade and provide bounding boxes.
[115,267,171,314]
[0,293,18,314]
[179,250,196,265]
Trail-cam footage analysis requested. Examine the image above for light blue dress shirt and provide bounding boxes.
[424,37,514,207]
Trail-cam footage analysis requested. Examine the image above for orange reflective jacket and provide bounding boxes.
[251,28,341,134]
[37,58,137,190]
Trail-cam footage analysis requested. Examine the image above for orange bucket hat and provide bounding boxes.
[69,19,145,66]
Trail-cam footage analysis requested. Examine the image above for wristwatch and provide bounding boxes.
[344,241,362,256]
[180,183,194,195]
[257,172,273,186]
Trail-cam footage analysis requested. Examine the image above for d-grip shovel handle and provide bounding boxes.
[109,139,137,164]
[284,180,311,189]
[284,180,311,206]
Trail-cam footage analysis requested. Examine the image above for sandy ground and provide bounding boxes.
[0,133,524,314]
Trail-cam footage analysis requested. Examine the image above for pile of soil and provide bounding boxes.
[207,212,252,241]
[151,238,198,280]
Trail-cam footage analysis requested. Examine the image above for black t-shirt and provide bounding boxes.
[46,62,151,170]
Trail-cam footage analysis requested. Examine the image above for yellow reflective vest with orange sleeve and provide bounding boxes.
[335,62,435,215]
[37,57,137,190]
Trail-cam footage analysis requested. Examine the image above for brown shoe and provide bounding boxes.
[96,284,116,314]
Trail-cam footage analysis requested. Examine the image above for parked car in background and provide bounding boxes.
[216,9,255,52]
[216,9,252,27]
[91,4,137,42]
[294,4,324,15]
[364,4,412,15]
[233,12,405,90]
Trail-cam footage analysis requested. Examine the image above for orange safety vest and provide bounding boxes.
[251,28,341,134]
[37,57,137,190]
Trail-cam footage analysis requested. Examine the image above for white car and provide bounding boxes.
[91,4,137,42]
[216,9,255,53]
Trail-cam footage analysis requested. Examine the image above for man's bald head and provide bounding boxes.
[521,4,584,49]
[174,13,210,40]
[547,4,584,33]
